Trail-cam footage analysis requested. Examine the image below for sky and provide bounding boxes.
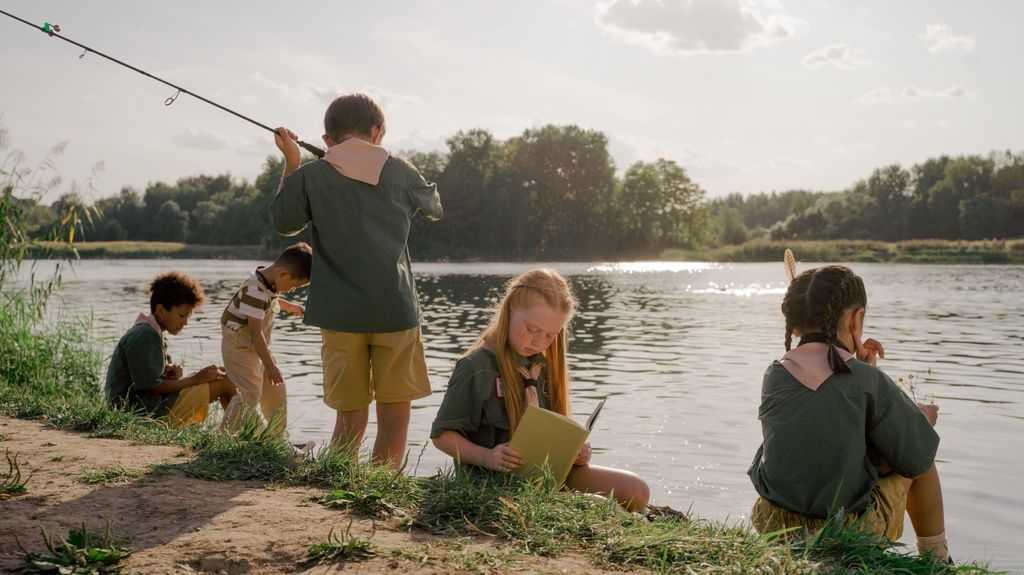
[1,0,1021,202]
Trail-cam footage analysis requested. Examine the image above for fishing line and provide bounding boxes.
[0,8,326,158]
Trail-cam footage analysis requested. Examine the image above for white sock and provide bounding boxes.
[916,531,948,560]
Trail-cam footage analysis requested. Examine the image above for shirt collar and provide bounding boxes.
[133,312,163,335]
[322,138,390,185]
[255,267,277,294]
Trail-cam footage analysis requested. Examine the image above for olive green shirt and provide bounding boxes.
[270,156,442,333]
[748,359,939,518]
[104,323,179,416]
[431,348,549,449]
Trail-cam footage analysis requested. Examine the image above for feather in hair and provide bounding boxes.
[784,249,797,281]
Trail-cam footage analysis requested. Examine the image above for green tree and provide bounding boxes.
[152,200,189,242]
[715,205,750,245]
[501,125,616,258]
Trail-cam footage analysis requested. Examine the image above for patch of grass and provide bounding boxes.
[299,442,422,517]
[77,462,142,485]
[789,512,992,575]
[50,456,64,462]
[17,523,133,574]
[302,521,376,566]
[2,448,30,498]
[182,433,295,482]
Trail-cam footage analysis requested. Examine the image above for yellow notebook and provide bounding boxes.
[508,399,605,485]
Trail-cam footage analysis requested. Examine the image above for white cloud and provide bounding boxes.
[754,156,811,169]
[801,44,870,69]
[920,24,975,54]
[856,87,893,104]
[811,136,875,155]
[901,86,926,101]
[610,133,743,177]
[858,85,974,104]
[941,84,972,99]
[170,129,280,156]
[901,84,976,100]
[170,128,230,151]
[595,0,805,55]
[248,74,425,108]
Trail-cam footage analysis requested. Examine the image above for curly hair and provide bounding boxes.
[149,272,206,313]
[781,265,866,374]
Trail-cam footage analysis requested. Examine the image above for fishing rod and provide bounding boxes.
[0,8,326,158]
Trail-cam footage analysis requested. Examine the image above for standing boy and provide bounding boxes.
[105,272,236,427]
[221,242,312,433]
[270,93,442,465]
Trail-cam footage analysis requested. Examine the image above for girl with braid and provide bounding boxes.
[431,268,650,511]
[748,262,950,561]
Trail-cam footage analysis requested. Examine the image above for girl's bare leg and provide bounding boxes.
[565,464,650,512]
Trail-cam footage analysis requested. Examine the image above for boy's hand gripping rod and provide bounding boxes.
[0,9,326,159]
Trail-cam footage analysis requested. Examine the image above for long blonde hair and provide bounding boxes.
[472,268,578,433]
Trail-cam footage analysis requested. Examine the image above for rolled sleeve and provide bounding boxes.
[406,168,443,221]
[270,169,312,236]
[868,372,940,478]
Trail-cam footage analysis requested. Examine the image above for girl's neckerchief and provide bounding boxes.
[798,332,850,372]
[514,356,544,407]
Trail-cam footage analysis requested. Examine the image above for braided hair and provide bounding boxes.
[781,265,867,374]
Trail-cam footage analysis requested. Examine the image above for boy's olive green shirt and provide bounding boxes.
[431,348,549,450]
[104,323,179,416]
[748,359,939,519]
[270,156,442,333]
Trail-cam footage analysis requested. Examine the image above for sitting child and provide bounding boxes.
[431,268,650,512]
[221,242,311,433]
[748,262,950,560]
[104,272,236,427]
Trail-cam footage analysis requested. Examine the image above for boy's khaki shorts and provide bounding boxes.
[321,326,431,411]
[163,383,210,428]
[750,474,910,540]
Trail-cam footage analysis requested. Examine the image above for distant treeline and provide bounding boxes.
[16,124,1024,260]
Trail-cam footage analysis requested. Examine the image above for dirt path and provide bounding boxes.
[0,417,623,574]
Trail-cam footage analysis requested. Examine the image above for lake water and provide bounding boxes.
[21,260,1024,571]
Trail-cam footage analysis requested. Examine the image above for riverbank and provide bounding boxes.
[27,241,270,260]
[0,287,994,574]
[26,238,1024,264]
[662,238,1024,264]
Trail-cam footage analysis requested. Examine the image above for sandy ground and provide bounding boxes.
[0,417,627,574]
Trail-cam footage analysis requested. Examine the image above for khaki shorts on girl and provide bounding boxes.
[321,326,431,411]
[751,473,910,541]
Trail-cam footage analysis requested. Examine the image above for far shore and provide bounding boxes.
[23,238,1024,265]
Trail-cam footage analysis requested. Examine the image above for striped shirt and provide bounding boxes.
[221,268,278,331]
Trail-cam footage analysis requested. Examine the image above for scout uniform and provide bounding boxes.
[431,348,548,452]
[220,268,286,430]
[104,313,209,427]
[748,340,939,540]
[270,138,443,411]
